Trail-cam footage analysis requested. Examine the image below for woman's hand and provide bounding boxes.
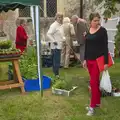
[83,60,87,69]
[104,64,108,71]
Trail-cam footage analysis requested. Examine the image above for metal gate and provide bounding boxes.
[101,17,120,57]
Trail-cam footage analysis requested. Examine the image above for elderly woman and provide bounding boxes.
[47,13,65,78]
[15,19,28,53]
[61,17,75,68]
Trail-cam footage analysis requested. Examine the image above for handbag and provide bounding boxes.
[96,53,114,72]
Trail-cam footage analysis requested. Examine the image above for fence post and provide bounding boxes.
[44,0,47,17]
[80,0,83,18]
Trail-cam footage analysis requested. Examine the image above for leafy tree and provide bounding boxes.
[95,0,120,18]
[94,0,120,57]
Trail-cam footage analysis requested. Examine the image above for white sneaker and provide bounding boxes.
[86,105,100,110]
[55,75,60,79]
[86,108,94,116]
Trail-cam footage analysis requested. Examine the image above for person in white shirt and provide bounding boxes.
[47,13,65,78]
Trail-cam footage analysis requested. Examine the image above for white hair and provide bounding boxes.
[63,17,70,23]
[71,15,79,19]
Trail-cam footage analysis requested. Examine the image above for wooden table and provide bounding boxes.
[0,56,25,93]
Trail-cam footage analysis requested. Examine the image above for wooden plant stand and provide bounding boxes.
[0,56,25,93]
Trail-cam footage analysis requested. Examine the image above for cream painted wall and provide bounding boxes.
[57,0,65,15]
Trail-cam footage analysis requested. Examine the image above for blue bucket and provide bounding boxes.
[23,76,51,92]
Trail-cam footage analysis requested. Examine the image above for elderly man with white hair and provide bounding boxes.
[61,17,75,68]
[71,15,88,65]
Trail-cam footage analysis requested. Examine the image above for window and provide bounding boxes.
[19,7,30,17]
[19,0,57,17]
[40,0,57,17]
[47,0,57,17]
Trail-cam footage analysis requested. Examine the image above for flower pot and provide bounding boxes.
[52,86,78,96]
[23,75,51,92]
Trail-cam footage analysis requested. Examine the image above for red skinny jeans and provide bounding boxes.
[87,60,101,108]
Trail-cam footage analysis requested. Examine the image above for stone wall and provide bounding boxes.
[40,17,54,41]
[64,0,80,17]
[1,0,92,43]
[3,9,19,41]
[63,0,92,20]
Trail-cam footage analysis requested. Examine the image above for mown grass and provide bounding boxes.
[0,59,120,120]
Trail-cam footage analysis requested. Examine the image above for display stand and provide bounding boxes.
[0,56,25,93]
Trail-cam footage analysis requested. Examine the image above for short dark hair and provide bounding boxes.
[20,19,26,25]
[89,12,101,21]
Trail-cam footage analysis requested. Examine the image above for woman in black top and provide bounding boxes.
[83,13,108,116]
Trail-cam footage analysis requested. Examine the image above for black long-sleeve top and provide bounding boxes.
[84,27,108,64]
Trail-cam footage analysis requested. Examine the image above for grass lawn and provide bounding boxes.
[0,59,120,120]
[0,63,8,81]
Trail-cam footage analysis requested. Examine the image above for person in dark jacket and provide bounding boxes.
[71,15,88,64]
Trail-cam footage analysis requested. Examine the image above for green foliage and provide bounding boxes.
[1,60,120,120]
[52,76,79,90]
[52,80,67,90]
[115,22,120,57]
[0,48,20,55]
[103,0,119,18]
[95,0,120,18]
[20,46,38,79]
[0,40,21,55]
[0,40,12,49]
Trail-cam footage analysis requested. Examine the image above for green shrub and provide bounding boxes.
[115,22,120,57]
[0,40,12,49]
[20,46,38,79]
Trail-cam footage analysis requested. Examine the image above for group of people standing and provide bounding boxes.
[15,12,109,116]
[47,13,88,78]
[47,12,109,116]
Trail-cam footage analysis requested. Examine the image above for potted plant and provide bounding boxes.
[0,39,21,58]
[0,40,12,49]
[20,46,51,92]
[52,76,78,96]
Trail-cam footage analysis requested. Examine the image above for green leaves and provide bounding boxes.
[52,76,79,91]
[115,23,120,57]
[20,46,38,79]
[95,0,119,18]
[0,48,20,55]
[0,40,12,49]
[103,0,119,18]
[52,80,67,90]
[0,40,21,55]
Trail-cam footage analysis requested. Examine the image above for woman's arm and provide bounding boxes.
[47,24,56,42]
[83,40,87,69]
[17,26,28,40]
[70,24,75,36]
[84,39,87,61]
[103,28,108,64]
